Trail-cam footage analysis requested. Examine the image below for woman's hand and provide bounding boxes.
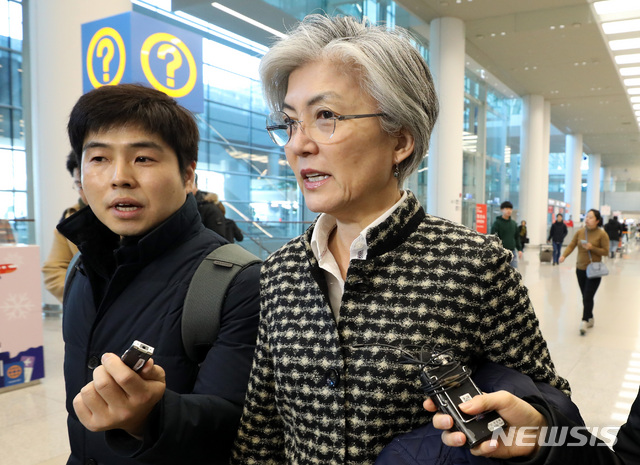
[424,391,547,459]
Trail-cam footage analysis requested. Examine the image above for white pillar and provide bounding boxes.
[27,0,131,305]
[586,154,601,211]
[428,17,465,223]
[541,101,551,242]
[519,95,548,246]
[531,100,551,244]
[564,134,583,223]
[603,167,611,192]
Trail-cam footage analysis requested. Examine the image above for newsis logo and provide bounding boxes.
[491,426,620,448]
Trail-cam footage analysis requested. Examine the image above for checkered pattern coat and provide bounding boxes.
[231,191,569,465]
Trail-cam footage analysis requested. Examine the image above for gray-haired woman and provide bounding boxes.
[232,14,569,464]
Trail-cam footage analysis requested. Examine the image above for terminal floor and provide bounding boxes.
[2,240,640,464]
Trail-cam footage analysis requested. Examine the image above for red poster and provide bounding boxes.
[476,204,487,233]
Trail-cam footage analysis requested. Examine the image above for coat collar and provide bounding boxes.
[303,190,425,261]
[58,194,203,275]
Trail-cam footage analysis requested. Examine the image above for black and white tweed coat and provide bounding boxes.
[232,191,569,465]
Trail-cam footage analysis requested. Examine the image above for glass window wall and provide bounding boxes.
[133,1,525,252]
[0,0,27,243]
[463,68,522,228]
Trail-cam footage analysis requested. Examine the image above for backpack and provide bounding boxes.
[64,243,261,364]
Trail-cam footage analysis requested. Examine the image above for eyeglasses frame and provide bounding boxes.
[266,110,386,146]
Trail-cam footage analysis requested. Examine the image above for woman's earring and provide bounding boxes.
[393,164,400,178]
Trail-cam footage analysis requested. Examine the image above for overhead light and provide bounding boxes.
[620,66,640,76]
[625,77,640,86]
[594,0,640,16]
[615,53,640,64]
[630,96,640,102]
[609,38,640,51]
[627,87,640,94]
[633,103,640,109]
[211,2,287,38]
[603,19,640,35]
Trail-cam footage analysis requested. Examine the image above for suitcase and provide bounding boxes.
[539,245,552,263]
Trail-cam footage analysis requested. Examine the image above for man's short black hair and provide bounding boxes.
[67,84,199,178]
[500,201,513,209]
[65,151,78,177]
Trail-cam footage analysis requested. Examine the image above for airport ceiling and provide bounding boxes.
[172,0,640,170]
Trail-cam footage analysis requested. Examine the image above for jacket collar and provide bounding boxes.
[303,190,425,260]
[58,194,203,274]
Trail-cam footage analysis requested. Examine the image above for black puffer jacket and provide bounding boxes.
[194,189,227,239]
[548,220,568,243]
[58,194,260,465]
[604,219,623,241]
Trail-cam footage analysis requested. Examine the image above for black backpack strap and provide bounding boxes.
[63,252,82,303]
[182,244,261,364]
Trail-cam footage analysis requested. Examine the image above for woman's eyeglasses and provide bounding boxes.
[266,109,385,147]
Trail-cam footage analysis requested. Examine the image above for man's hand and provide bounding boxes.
[423,390,547,459]
[518,250,523,259]
[73,352,166,439]
[559,256,565,264]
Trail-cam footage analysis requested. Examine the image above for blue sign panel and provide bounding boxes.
[82,12,203,113]
[82,12,131,91]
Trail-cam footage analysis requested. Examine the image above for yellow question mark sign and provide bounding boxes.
[86,27,126,87]
[157,44,183,88]
[140,32,197,98]
[97,38,115,82]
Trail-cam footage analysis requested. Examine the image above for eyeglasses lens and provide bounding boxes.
[266,112,291,146]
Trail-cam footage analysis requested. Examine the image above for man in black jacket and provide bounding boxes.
[547,213,568,265]
[59,84,260,464]
[604,216,623,258]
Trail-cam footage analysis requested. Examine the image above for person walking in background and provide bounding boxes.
[518,220,528,250]
[547,213,568,266]
[604,215,623,258]
[41,151,87,302]
[560,209,609,336]
[490,201,523,268]
[622,220,629,244]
